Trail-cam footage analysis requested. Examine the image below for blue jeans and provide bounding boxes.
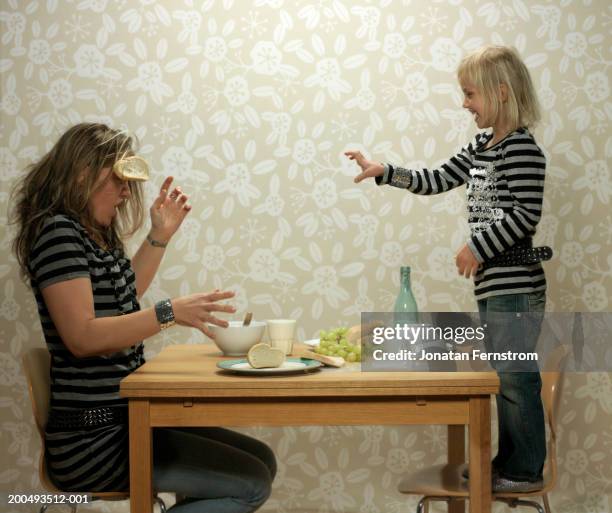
[153,427,276,513]
[477,291,546,482]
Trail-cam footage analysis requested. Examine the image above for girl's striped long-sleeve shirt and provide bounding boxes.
[377,127,547,300]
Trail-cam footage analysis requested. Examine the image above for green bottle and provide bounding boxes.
[394,266,418,325]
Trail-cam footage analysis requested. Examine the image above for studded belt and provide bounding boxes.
[484,245,553,268]
[47,406,128,430]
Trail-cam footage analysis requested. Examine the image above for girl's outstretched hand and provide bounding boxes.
[345,151,385,183]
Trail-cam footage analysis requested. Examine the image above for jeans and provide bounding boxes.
[477,291,546,482]
[153,427,276,513]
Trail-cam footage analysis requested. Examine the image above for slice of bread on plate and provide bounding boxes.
[247,343,286,369]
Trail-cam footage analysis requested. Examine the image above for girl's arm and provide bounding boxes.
[377,145,474,194]
[347,138,479,195]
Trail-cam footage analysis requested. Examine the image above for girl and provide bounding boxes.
[11,123,276,512]
[346,45,547,492]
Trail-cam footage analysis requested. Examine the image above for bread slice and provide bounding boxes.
[247,343,286,369]
[293,347,345,367]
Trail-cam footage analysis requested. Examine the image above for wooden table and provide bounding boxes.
[120,344,498,513]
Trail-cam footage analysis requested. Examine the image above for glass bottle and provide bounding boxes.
[394,266,418,325]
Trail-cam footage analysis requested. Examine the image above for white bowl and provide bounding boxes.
[208,320,267,356]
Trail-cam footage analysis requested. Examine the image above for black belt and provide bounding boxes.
[47,406,128,430]
[484,246,553,268]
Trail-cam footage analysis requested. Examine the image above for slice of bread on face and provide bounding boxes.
[247,343,286,369]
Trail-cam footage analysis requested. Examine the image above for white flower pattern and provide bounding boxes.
[0,1,610,509]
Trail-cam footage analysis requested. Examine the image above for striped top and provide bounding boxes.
[29,214,144,492]
[378,128,547,300]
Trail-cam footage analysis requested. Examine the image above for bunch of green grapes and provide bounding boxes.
[315,327,361,362]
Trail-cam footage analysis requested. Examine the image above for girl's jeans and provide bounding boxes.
[153,427,276,513]
[477,291,546,482]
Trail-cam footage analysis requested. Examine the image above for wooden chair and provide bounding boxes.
[22,347,167,513]
[398,345,570,513]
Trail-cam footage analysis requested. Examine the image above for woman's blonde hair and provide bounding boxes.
[457,45,541,131]
[11,122,145,280]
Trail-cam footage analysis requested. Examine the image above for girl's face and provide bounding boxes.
[89,167,131,226]
[461,81,490,129]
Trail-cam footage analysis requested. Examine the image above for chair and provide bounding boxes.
[23,347,167,513]
[398,345,569,513]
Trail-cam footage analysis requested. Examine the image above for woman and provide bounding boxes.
[11,123,276,512]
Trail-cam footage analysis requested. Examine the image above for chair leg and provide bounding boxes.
[154,495,167,513]
[497,498,544,513]
[543,493,553,513]
[416,496,453,513]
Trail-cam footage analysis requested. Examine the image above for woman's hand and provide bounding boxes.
[455,243,481,278]
[344,150,385,183]
[172,290,236,339]
[149,176,192,243]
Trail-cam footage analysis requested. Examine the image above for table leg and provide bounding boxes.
[129,399,153,513]
[447,425,465,513]
[468,396,491,513]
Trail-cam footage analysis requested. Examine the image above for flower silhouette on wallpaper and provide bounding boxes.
[307,447,369,512]
[303,34,362,112]
[197,226,240,286]
[559,430,606,495]
[1,2,611,508]
[167,72,205,142]
[342,275,375,316]
[262,110,292,147]
[212,140,263,217]
[126,38,183,115]
[351,5,381,42]
[280,119,332,182]
[301,241,362,319]
[252,174,292,249]
[173,9,202,46]
[160,145,210,190]
[0,352,21,387]
[120,1,171,35]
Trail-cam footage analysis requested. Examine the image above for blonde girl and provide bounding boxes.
[347,46,547,492]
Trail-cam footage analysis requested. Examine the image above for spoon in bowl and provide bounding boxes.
[243,312,253,326]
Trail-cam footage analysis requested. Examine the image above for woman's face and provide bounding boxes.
[89,167,131,226]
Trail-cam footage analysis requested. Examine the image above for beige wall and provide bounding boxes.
[1,0,611,511]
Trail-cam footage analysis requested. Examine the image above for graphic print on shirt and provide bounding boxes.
[467,163,504,235]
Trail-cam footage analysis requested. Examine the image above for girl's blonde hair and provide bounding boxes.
[11,122,145,280]
[457,45,541,131]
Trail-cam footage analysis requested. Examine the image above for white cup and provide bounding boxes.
[267,319,296,355]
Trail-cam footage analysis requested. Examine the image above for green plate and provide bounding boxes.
[217,358,322,375]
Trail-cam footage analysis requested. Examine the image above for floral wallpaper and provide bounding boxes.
[1,0,611,512]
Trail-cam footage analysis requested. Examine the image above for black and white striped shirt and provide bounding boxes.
[29,214,144,491]
[378,128,547,300]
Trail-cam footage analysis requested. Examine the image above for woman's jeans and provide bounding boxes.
[477,291,546,482]
[153,427,276,513]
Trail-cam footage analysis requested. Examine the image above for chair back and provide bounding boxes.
[23,348,52,440]
[22,348,132,500]
[22,347,62,492]
[539,345,570,489]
